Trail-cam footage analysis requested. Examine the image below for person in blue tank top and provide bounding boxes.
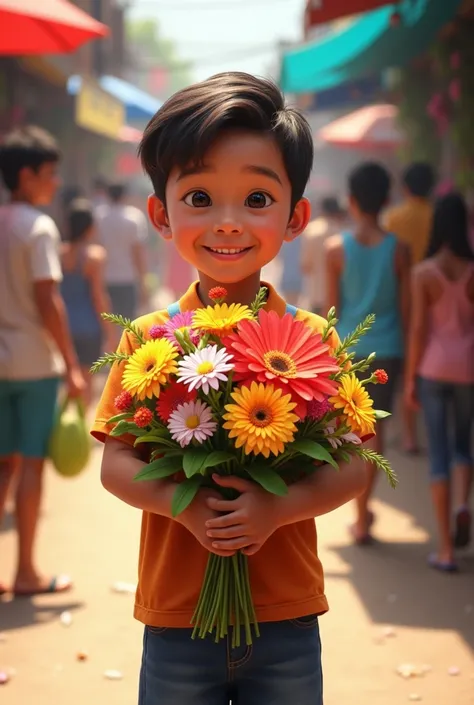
[60,199,113,407]
[325,162,411,544]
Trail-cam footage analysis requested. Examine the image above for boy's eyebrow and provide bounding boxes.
[176,165,214,181]
[243,165,282,185]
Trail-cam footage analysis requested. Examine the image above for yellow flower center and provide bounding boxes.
[250,405,273,427]
[263,350,297,378]
[197,361,214,375]
[186,414,200,429]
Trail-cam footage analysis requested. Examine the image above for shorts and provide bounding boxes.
[108,284,137,321]
[0,377,60,458]
[73,335,102,368]
[356,357,402,414]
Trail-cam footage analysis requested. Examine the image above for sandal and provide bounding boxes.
[454,508,471,549]
[349,510,375,546]
[13,575,72,597]
[428,554,458,573]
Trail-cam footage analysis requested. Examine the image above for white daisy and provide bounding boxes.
[167,400,217,448]
[177,345,234,394]
[324,425,362,449]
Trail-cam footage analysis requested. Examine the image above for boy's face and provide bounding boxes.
[19,161,60,206]
[149,130,310,285]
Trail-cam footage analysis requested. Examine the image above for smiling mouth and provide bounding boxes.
[204,246,252,255]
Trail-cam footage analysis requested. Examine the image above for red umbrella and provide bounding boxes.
[317,105,404,151]
[305,0,396,30]
[0,0,108,55]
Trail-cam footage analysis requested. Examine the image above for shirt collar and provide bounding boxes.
[178,280,287,316]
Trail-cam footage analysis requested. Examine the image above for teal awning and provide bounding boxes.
[281,0,463,94]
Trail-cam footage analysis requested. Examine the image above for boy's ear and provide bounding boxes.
[147,194,172,240]
[284,197,311,242]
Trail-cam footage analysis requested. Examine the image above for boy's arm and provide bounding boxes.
[206,459,367,555]
[101,436,236,557]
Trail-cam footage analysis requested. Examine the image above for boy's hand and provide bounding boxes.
[176,487,238,557]
[205,475,282,556]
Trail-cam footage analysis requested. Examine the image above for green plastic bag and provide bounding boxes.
[49,397,91,478]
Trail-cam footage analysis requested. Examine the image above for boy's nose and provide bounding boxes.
[213,213,243,235]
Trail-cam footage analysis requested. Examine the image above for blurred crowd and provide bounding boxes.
[0,123,472,598]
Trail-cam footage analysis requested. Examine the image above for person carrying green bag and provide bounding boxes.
[49,397,91,478]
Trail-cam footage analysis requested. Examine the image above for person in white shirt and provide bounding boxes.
[300,196,348,314]
[95,182,149,327]
[0,126,85,597]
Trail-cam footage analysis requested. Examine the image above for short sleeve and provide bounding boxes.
[30,217,62,282]
[91,330,136,446]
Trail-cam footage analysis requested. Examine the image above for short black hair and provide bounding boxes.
[403,162,435,198]
[67,198,94,243]
[426,192,474,260]
[108,182,126,203]
[349,162,391,215]
[139,71,314,213]
[0,125,60,192]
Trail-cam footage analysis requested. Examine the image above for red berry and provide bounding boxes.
[115,390,133,411]
[208,286,228,301]
[149,324,167,339]
[374,369,388,385]
[133,407,154,428]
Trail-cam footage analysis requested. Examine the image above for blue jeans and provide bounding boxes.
[418,377,474,482]
[139,616,323,705]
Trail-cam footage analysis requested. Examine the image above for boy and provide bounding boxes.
[0,126,84,596]
[93,72,368,705]
[384,161,435,454]
[325,162,410,545]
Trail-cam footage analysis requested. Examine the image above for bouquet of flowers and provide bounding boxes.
[92,287,396,647]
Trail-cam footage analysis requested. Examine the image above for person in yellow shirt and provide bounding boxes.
[385,163,435,265]
[384,162,435,454]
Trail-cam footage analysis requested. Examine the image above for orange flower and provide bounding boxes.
[226,310,340,413]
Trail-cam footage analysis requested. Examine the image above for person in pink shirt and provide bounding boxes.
[406,192,474,572]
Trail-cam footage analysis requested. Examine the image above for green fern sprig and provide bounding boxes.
[355,447,398,489]
[101,313,145,345]
[250,287,268,316]
[321,307,338,342]
[336,313,376,356]
[90,352,130,374]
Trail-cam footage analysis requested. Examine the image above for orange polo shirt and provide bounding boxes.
[92,282,339,628]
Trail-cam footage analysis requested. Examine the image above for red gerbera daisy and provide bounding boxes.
[226,310,340,410]
[156,384,198,423]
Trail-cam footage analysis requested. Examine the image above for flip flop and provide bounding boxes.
[13,575,72,597]
[428,554,458,573]
[454,508,471,549]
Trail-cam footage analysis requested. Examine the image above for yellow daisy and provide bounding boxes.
[330,373,375,437]
[192,303,253,337]
[122,339,179,401]
[223,382,299,458]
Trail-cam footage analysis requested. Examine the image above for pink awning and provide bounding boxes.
[318,104,404,150]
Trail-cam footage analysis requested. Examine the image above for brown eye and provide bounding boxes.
[184,191,211,207]
[245,192,273,209]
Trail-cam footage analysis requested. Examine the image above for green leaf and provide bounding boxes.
[110,421,143,437]
[171,475,202,517]
[133,455,183,481]
[182,449,208,477]
[90,352,129,374]
[246,465,288,496]
[134,433,179,449]
[355,448,398,489]
[106,412,134,424]
[101,312,145,345]
[374,409,391,420]
[338,450,351,463]
[291,439,339,469]
[202,450,235,470]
